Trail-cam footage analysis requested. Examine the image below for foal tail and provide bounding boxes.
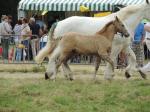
[35,22,57,64]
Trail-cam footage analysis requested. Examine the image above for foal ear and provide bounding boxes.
[146,0,149,4]
[115,16,120,22]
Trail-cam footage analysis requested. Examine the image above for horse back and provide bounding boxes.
[54,15,115,38]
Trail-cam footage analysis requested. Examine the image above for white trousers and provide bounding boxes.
[140,39,150,74]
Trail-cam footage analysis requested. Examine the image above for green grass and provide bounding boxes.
[0,76,150,112]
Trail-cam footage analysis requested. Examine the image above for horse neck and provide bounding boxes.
[117,4,145,36]
[97,24,116,41]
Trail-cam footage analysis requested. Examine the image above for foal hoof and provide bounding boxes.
[139,70,147,79]
[45,72,49,80]
[125,71,131,79]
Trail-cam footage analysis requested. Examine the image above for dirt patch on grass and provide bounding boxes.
[0,108,18,112]
[0,64,149,80]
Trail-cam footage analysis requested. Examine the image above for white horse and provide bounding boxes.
[35,0,150,80]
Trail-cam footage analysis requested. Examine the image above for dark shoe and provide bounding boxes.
[139,70,147,79]
[45,72,49,80]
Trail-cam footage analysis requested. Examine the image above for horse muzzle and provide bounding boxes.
[124,33,130,38]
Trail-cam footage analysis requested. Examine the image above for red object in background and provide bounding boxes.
[0,47,3,56]
[8,48,14,61]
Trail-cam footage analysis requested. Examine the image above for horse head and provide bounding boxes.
[146,0,149,4]
[144,0,150,19]
[114,16,130,38]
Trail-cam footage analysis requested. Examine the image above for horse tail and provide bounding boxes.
[49,22,58,41]
[34,22,58,64]
[49,45,61,62]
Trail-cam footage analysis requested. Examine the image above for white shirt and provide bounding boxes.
[13,24,22,42]
[0,21,12,38]
[40,34,48,42]
[145,22,150,39]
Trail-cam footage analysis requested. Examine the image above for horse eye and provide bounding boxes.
[122,25,124,27]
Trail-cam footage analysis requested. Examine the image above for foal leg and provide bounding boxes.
[51,53,71,80]
[62,62,74,81]
[51,56,65,80]
[61,63,70,79]
[100,55,114,72]
[45,46,60,80]
[104,39,123,80]
[94,56,101,80]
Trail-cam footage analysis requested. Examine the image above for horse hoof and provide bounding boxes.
[125,71,131,79]
[69,77,74,81]
[139,70,147,79]
[45,72,49,80]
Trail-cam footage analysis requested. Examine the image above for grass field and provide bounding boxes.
[0,64,150,112]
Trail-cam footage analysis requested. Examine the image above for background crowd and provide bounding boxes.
[0,15,49,63]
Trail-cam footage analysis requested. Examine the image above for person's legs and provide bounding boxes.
[31,39,36,59]
[1,38,9,63]
[35,38,40,54]
[16,48,22,62]
[18,48,22,61]
[22,40,29,61]
[16,48,19,61]
[140,39,150,74]
[132,43,144,67]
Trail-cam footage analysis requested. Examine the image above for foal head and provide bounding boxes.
[113,16,130,37]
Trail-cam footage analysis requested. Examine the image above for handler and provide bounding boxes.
[140,21,150,74]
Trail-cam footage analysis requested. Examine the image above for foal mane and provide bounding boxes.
[96,21,114,34]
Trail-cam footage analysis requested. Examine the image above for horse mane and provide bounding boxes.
[117,4,144,21]
[96,21,114,34]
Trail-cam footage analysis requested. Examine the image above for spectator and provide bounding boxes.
[140,21,150,74]
[21,18,31,61]
[13,19,22,43]
[0,15,12,63]
[13,19,22,61]
[7,15,13,28]
[1,15,6,22]
[35,15,45,29]
[29,17,41,59]
[132,22,145,67]
[40,30,48,49]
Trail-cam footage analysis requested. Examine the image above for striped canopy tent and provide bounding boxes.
[18,0,145,12]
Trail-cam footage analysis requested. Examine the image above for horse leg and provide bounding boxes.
[94,56,101,80]
[124,46,146,79]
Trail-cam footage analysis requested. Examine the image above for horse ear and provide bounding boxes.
[115,16,119,22]
[146,0,149,4]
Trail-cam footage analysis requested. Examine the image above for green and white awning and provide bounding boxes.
[18,0,145,11]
